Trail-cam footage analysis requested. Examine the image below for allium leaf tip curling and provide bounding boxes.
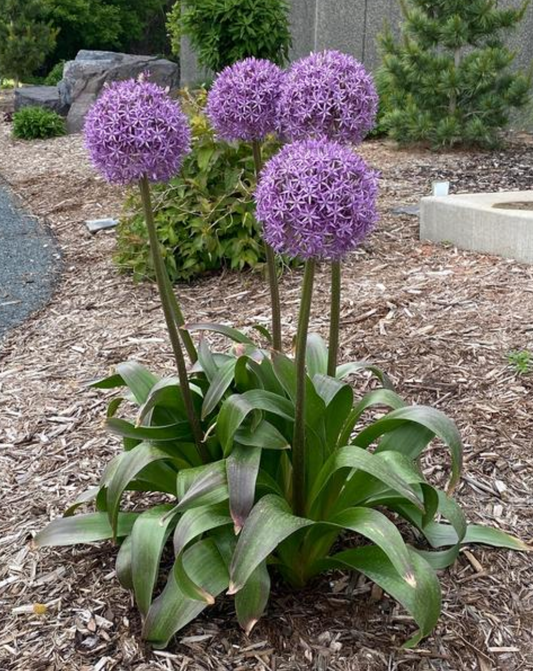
[255,139,378,261]
[278,49,378,144]
[84,77,191,185]
[207,57,285,142]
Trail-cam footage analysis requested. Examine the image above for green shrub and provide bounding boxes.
[167,0,291,72]
[378,0,531,148]
[12,106,66,140]
[115,90,281,282]
[44,59,65,85]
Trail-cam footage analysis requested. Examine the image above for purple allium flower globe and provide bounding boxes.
[277,50,378,144]
[255,139,378,260]
[206,57,285,142]
[84,78,191,185]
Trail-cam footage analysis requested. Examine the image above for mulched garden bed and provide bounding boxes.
[0,113,532,671]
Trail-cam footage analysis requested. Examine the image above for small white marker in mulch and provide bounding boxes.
[85,218,118,234]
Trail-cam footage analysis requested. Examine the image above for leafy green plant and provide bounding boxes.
[377,0,531,148]
[115,91,281,282]
[44,59,65,85]
[36,329,529,648]
[12,106,66,140]
[167,0,291,72]
[508,349,532,375]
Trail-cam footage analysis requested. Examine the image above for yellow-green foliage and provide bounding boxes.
[115,90,281,283]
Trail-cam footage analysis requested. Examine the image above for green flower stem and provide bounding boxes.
[252,140,283,352]
[327,260,341,377]
[292,259,316,517]
[139,175,208,463]
[162,270,198,364]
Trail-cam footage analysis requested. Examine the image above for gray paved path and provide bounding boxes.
[0,182,61,340]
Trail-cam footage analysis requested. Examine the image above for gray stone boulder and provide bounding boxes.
[59,50,180,133]
[14,85,69,116]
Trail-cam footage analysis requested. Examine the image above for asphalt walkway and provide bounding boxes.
[0,182,60,340]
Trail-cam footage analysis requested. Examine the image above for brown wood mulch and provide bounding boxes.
[0,111,532,671]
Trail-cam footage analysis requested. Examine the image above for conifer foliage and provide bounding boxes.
[0,0,57,86]
[378,0,531,147]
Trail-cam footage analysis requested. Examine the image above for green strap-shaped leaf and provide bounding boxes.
[185,322,256,345]
[305,333,328,378]
[201,358,237,419]
[63,486,101,517]
[271,353,326,429]
[115,534,133,589]
[335,361,394,390]
[327,508,416,586]
[217,390,294,454]
[34,512,138,547]
[227,445,262,533]
[136,376,186,425]
[131,505,175,616]
[251,324,273,345]
[337,389,407,447]
[143,539,229,648]
[88,372,125,390]
[176,460,228,512]
[235,561,271,635]
[228,495,313,595]
[197,337,218,382]
[324,546,441,648]
[313,375,354,448]
[364,451,451,530]
[173,503,232,556]
[106,417,193,443]
[107,443,177,536]
[357,406,463,490]
[174,552,216,604]
[235,420,289,451]
[310,447,425,513]
[424,521,531,552]
[116,361,159,404]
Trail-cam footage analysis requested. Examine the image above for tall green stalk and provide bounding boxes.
[139,175,208,463]
[162,270,198,364]
[252,140,283,352]
[292,259,316,517]
[327,260,341,377]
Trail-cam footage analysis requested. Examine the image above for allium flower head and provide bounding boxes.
[277,50,378,144]
[84,78,191,185]
[206,57,284,142]
[255,139,378,260]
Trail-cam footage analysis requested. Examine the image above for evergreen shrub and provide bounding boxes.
[378,0,531,148]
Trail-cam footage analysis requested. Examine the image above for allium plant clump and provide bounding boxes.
[256,139,378,259]
[84,78,191,185]
[278,49,378,144]
[207,57,285,142]
[36,56,530,653]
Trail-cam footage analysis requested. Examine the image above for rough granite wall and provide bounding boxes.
[180,0,533,85]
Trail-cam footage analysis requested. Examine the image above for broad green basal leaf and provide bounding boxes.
[143,538,229,648]
[228,495,313,595]
[131,504,176,616]
[35,512,138,547]
[323,546,441,648]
